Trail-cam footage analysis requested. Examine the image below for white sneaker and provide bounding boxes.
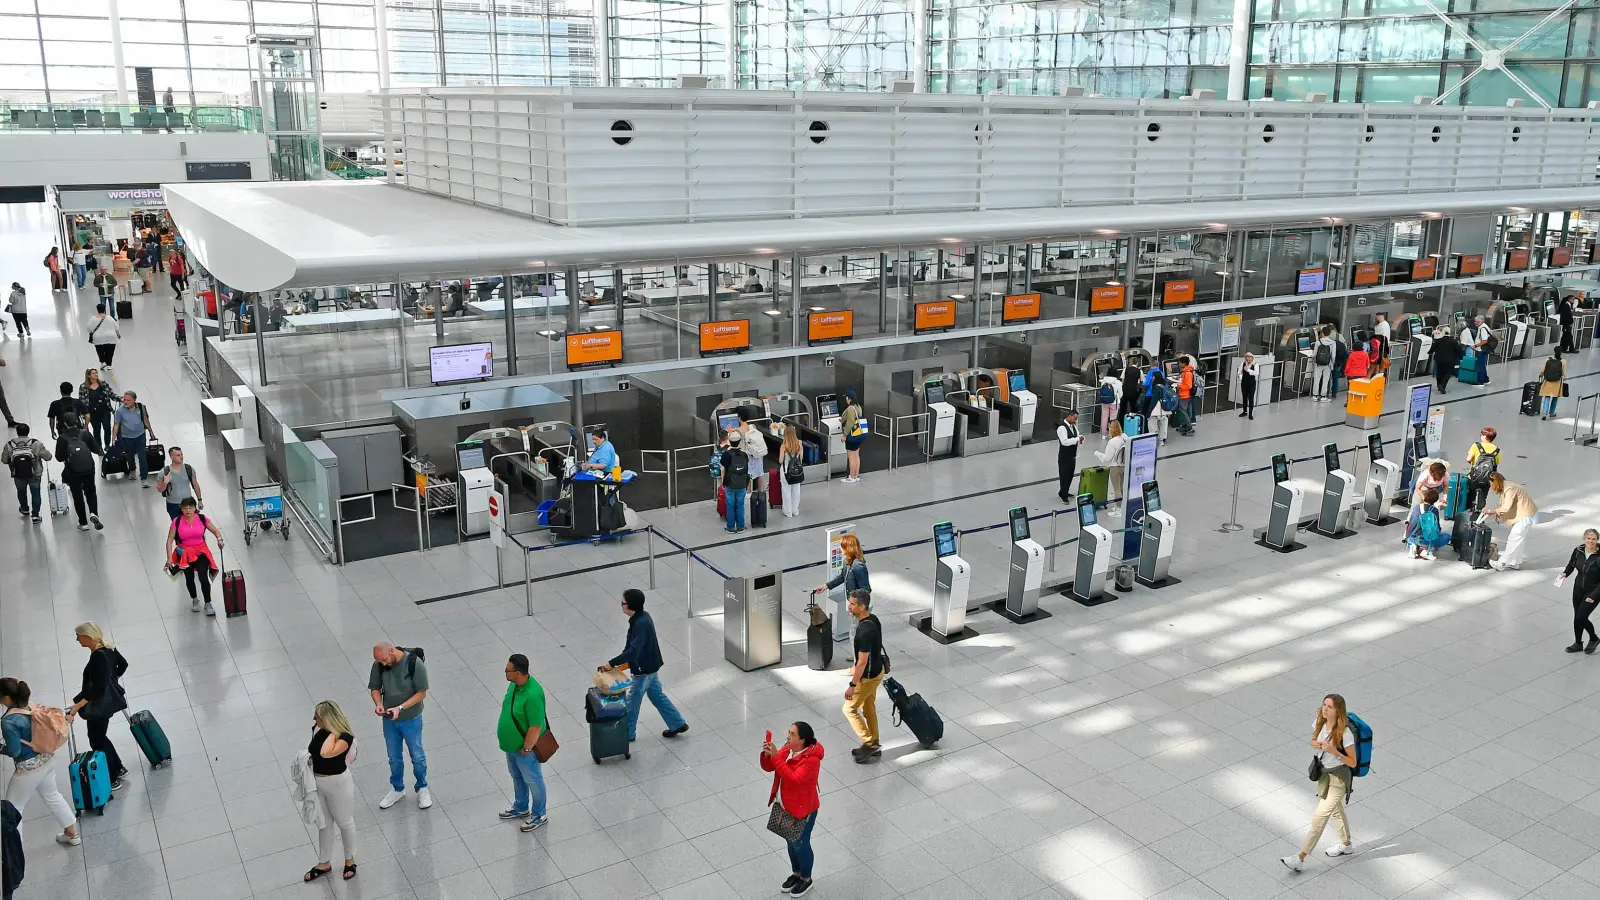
[204,603,215,617]
[1280,855,1303,872]
[1325,844,1354,858]
[55,832,81,846]
[417,788,433,809]
[191,597,200,612]
[379,790,405,810]
[1421,550,1435,561]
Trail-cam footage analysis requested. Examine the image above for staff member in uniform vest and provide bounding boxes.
[1056,411,1083,503]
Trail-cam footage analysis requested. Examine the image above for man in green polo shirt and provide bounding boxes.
[497,653,549,832]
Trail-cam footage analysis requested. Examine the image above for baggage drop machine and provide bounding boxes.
[1255,453,1312,553]
[1363,431,1402,526]
[1401,313,1434,377]
[1066,495,1114,604]
[1134,481,1178,588]
[955,367,1025,453]
[1312,442,1360,539]
[991,368,1039,442]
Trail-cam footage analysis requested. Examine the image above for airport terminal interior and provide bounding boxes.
[10,4,1600,900]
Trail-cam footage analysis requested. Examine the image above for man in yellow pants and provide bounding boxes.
[842,589,886,762]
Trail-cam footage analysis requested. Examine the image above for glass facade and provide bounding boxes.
[736,0,913,91]
[612,0,726,86]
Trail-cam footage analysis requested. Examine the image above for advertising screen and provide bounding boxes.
[933,522,958,558]
[565,330,623,369]
[1507,248,1531,271]
[699,319,751,355]
[1296,268,1326,294]
[1353,263,1382,286]
[429,342,494,385]
[914,300,957,332]
[1457,253,1483,276]
[1090,284,1126,312]
[1551,246,1572,267]
[1162,280,1196,305]
[1272,453,1290,484]
[807,310,853,344]
[1002,293,1041,323]
[1411,257,1437,280]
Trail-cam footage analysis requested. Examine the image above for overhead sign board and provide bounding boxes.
[914,300,957,332]
[1001,292,1041,323]
[699,319,750,356]
[807,310,853,344]
[1353,263,1382,286]
[1161,280,1195,306]
[566,330,623,369]
[1089,284,1125,313]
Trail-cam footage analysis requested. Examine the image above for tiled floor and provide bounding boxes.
[7,199,1600,900]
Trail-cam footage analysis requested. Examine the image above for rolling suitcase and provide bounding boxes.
[1444,472,1470,520]
[116,299,134,319]
[125,709,172,768]
[48,477,69,517]
[174,316,186,344]
[589,715,630,763]
[1462,520,1494,569]
[717,485,727,518]
[144,440,165,473]
[221,555,247,617]
[1079,466,1110,506]
[68,734,112,815]
[1122,414,1143,437]
[585,687,627,721]
[883,677,943,748]
[767,470,782,507]
[806,597,833,671]
[101,452,131,479]
[750,490,768,528]
[1520,381,1540,416]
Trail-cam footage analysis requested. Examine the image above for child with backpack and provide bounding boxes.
[0,677,80,847]
[1406,487,1450,561]
[1464,428,1500,513]
[1282,693,1370,871]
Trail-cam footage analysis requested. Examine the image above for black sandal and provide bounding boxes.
[304,865,332,882]
[343,863,357,880]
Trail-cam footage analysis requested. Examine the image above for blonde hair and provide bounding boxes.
[840,533,864,565]
[1313,693,1348,749]
[74,622,112,648]
[782,423,803,458]
[1108,420,1123,439]
[314,700,353,736]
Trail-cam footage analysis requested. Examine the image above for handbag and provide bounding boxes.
[766,801,808,842]
[533,719,559,763]
[1308,755,1324,783]
[1563,383,1571,397]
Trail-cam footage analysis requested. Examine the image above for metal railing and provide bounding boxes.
[334,493,376,566]
[872,412,931,469]
[2,104,262,133]
[668,442,717,508]
[650,529,731,618]
[640,449,672,506]
[503,525,660,616]
[286,483,337,564]
[1570,392,1600,446]
[1217,439,1397,533]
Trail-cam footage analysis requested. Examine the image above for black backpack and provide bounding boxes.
[1483,329,1499,354]
[62,433,95,476]
[784,453,804,485]
[5,440,35,480]
[399,647,426,678]
[1468,443,1498,483]
[1544,357,1563,382]
[1314,342,1332,365]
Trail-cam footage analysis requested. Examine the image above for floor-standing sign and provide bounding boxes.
[487,482,507,549]
[825,523,856,641]
[1400,382,1432,492]
[1122,434,1159,560]
[1426,407,1446,461]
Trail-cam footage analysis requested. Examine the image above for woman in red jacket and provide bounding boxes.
[761,721,823,897]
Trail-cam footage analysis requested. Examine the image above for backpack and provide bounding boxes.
[1160,386,1178,411]
[399,647,426,679]
[1347,712,1373,778]
[784,453,804,485]
[1192,369,1205,394]
[160,464,196,498]
[1468,443,1498,483]
[1482,329,1498,354]
[1335,340,1350,368]
[1419,508,1441,543]
[1314,341,1332,365]
[62,433,95,476]
[1096,383,1115,405]
[22,704,70,754]
[5,440,35,480]
[1544,357,1563,382]
[707,447,722,480]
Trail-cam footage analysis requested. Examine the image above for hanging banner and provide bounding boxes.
[1123,433,1159,559]
[1353,263,1382,286]
[1220,313,1242,350]
[1001,292,1041,323]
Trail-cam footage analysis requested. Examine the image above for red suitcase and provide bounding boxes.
[222,569,247,617]
[716,485,727,517]
[767,470,782,507]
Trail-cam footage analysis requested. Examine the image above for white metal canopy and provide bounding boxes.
[164,179,1600,292]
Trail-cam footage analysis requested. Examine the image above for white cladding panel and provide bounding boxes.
[379,88,1600,227]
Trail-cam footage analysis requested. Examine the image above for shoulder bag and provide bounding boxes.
[766,800,807,842]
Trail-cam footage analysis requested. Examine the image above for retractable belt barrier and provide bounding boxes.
[1218,438,1401,533]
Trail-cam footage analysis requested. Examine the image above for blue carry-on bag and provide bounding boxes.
[1444,472,1470,520]
[1122,414,1143,437]
[68,731,112,815]
[1346,712,1374,797]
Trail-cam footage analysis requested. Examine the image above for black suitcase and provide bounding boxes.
[116,299,133,320]
[589,714,629,763]
[1462,520,1494,569]
[144,440,165,473]
[101,451,131,479]
[1520,381,1540,416]
[883,677,943,749]
[750,490,768,528]
[807,616,833,671]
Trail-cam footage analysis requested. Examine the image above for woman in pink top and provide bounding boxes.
[164,497,225,615]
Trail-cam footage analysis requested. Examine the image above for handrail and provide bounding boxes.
[668,442,717,508]
[284,482,336,564]
[648,528,733,618]
[639,449,672,506]
[1218,439,1400,533]
[505,525,659,616]
[1571,392,1600,446]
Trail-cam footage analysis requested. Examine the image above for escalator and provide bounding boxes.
[324,147,384,179]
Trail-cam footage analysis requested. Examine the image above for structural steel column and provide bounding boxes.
[254,293,269,386]
[375,0,392,90]
[1227,0,1250,101]
[503,271,518,376]
[596,0,612,86]
[913,0,929,91]
[108,0,129,103]
[725,0,738,88]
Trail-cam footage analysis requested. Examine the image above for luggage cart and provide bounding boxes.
[240,477,290,545]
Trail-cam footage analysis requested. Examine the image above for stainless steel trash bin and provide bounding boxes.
[724,572,783,671]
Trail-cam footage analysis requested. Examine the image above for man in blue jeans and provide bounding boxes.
[498,653,549,832]
[719,432,750,533]
[109,391,153,485]
[602,589,688,742]
[369,643,431,811]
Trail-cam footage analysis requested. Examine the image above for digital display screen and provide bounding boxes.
[1077,496,1098,529]
[818,398,839,418]
[925,381,947,405]
[1351,328,1369,346]
[1272,453,1290,484]
[716,412,742,432]
[1453,311,1467,327]
[934,522,958,558]
[1324,443,1341,473]
[1367,433,1384,462]
[1008,372,1027,393]
[456,443,486,470]
[1296,269,1326,294]
[1545,299,1558,319]
[1296,334,1312,351]
[429,342,494,385]
[1142,482,1161,513]
[1413,422,1429,457]
[1009,507,1030,542]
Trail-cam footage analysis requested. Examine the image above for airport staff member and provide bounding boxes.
[1056,411,1084,503]
[582,429,618,474]
[1558,295,1577,354]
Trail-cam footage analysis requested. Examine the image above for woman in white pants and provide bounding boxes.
[778,424,803,517]
[302,701,359,884]
[1488,473,1539,571]
[0,678,80,846]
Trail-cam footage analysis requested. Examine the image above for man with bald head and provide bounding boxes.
[368,643,431,810]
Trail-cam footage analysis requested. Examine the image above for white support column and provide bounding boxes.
[595,0,612,87]
[1227,0,1250,101]
[725,0,738,88]
[913,0,928,91]
[108,0,129,103]
[375,0,392,90]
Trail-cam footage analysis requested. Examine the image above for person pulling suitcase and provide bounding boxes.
[842,590,888,764]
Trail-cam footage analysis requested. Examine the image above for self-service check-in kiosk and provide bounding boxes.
[1313,442,1359,539]
[1404,314,1434,377]
[1364,432,1401,526]
[928,521,974,641]
[1135,481,1178,588]
[1256,452,1308,553]
[918,376,959,457]
[815,394,849,475]
[456,440,494,537]
[996,506,1050,623]
[1067,494,1113,604]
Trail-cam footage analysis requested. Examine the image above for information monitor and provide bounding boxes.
[716,412,742,432]
[1368,432,1384,461]
[1008,506,1030,542]
[1077,495,1098,528]
[456,441,487,471]
[1272,453,1290,484]
[1008,371,1027,393]
[933,521,958,558]
[1323,442,1341,473]
[1142,481,1161,513]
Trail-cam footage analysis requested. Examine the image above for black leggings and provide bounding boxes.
[1240,377,1256,416]
[89,410,112,450]
[1576,594,1598,644]
[183,558,215,602]
[85,715,125,777]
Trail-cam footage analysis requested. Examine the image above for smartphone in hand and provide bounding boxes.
[765,730,772,745]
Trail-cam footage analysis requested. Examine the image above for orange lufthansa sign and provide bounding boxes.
[1507,248,1530,271]
[1090,284,1125,313]
[914,300,957,332]
[565,330,623,368]
[807,310,853,344]
[1353,263,1382,286]
[1457,254,1483,276]
[1551,246,1572,266]
[1162,280,1195,306]
[699,319,750,355]
[1001,293,1041,323]
[1411,258,1437,280]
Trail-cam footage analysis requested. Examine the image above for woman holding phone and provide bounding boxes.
[761,722,823,897]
